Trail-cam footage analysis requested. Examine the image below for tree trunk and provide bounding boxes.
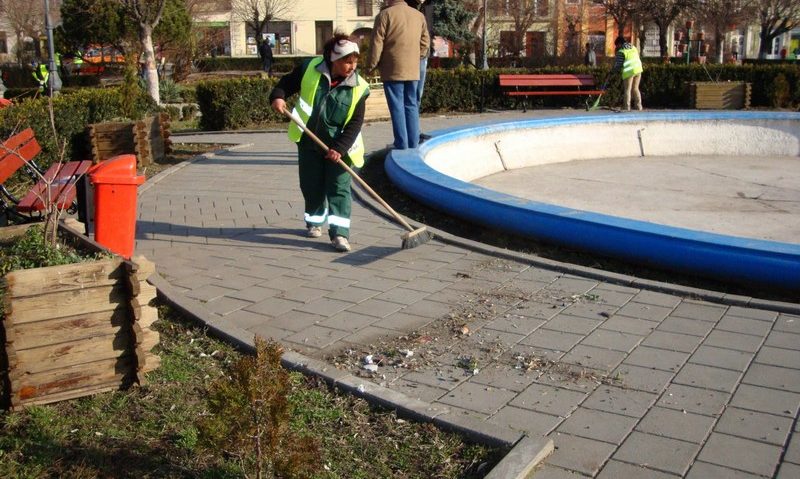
[715,30,724,64]
[139,23,160,104]
[657,23,669,59]
[758,29,773,59]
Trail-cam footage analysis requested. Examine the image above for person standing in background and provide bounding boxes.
[260,39,274,76]
[584,42,596,67]
[367,0,430,149]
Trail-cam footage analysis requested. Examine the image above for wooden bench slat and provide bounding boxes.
[17,160,92,212]
[499,74,602,108]
[506,90,604,96]
[0,129,41,183]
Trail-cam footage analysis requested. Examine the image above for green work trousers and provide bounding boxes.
[297,143,352,239]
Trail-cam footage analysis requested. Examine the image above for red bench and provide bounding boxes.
[499,74,603,111]
[0,128,92,225]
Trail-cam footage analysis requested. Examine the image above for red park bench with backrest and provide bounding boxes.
[0,128,93,225]
[499,73,604,112]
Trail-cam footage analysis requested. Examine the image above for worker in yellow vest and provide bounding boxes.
[31,61,49,93]
[612,37,644,111]
[269,34,369,253]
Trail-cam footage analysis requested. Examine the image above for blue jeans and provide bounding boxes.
[383,80,420,149]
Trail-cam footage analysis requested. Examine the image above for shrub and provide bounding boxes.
[159,78,183,103]
[195,77,280,130]
[769,73,791,108]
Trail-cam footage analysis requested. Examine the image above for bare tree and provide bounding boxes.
[639,0,693,59]
[121,0,167,104]
[230,0,292,54]
[755,0,800,59]
[696,0,757,63]
[596,0,640,39]
[4,0,47,63]
[489,0,543,57]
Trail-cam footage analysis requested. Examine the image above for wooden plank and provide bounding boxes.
[6,284,127,324]
[13,330,134,374]
[0,223,36,243]
[506,91,602,96]
[12,356,137,405]
[8,307,128,350]
[4,258,124,297]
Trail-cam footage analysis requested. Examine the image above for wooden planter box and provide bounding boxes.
[87,113,172,167]
[1,230,160,409]
[690,81,751,110]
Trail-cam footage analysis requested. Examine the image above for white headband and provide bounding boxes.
[330,40,360,62]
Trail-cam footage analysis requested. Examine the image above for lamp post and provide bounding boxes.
[685,20,693,65]
[482,0,488,69]
[43,0,61,96]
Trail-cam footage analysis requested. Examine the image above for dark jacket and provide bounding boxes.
[270,58,368,156]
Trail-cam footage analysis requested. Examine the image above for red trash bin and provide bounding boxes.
[89,154,145,259]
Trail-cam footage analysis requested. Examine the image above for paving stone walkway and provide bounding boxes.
[136,111,800,478]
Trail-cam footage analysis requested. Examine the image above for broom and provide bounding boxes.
[586,74,611,111]
[282,109,433,249]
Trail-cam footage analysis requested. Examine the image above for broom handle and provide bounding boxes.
[282,109,416,233]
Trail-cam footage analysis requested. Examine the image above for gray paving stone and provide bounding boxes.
[715,406,793,446]
[398,299,453,318]
[672,363,743,393]
[512,301,567,320]
[544,314,602,335]
[686,461,766,478]
[509,383,588,417]
[597,460,680,479]
[246,322,291,341]
[777,462,800,479]
[689,345,754,372]
[268,310,324,332]
[465,328,526,350]
[546,433,617,476]
[612,364,675,393]
[343,298,402,318]
[437,381,517,415]
[375,266,425,281]
[577,329,641,353]
[636,406,715,443]
[323,286,378,304]
[632,290,682,308]
[204,296,251,315]
[371,311,434,332]
[764,331,800,351]
[469,363,538,393]
[671,301,727,321]
[317,311,379,332]
[601,316,659,336]
[556,407,637,444]
[559,345,627,373]
[773,314,800,334]
[583,287,635,307]
[244,296,302,317]
[716,315,774,337]
[704,330,765,353]
[226,284,282,303]
[184,283,236,302]
[624,346,690,372]
[616,302,674,321]
[338,325,401,346]
[658,384,731,416]
[373,287,431,306]
[283,325,349,350]
[726,306,779,321]
[658,315,718,337]
[399,276,453,293]
[483,314,546,336]
[754,346,800,369]
[490,405,562,436]
[518,328,584,352]
[582,385,658,417]
[560,300,618,320]
[399,369,464,390]
[278,286,329,303]
[730,384,800,417]
[613,431,701,476]
[259,274,311,291]
[642,330,705,353]
[743,363,800,393]
[528,465,585,479]
[697,433,782,476]
[389,379,448,403]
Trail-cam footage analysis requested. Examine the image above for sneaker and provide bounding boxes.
[331,236,351,252]
[306,226,322,238]
[419,133,432,143]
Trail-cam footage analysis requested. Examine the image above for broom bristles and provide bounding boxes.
[401,227,433,249]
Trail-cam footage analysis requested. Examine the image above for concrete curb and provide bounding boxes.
[149,272,554,477]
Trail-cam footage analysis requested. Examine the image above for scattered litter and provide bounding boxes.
[363,364,378,372]
[399,349,414,358]
[357,384,365,393]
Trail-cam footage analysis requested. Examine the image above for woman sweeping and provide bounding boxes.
[270,33,369,252]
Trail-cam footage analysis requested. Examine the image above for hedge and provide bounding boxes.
[0,87,157,170]
[193,63,798,131]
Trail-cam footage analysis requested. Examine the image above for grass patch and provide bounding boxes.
[0,305,504,478]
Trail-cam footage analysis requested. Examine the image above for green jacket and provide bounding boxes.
[282,57,369,167]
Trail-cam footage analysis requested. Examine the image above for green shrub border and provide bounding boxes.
[194,63,799,131]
